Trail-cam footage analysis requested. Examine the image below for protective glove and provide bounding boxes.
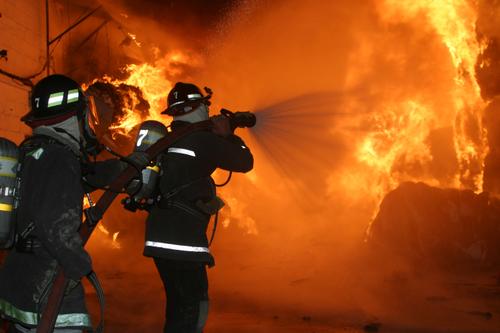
[211,115,232,137]
[124,178,142,196]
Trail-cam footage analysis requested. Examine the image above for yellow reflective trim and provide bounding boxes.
[0,203,13,212]
[146,165,160,173]
[0,173,16,178]
[0,156,17,163]
[0,298,91,327]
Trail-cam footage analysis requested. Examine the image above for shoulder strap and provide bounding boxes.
[14,135,75,249]
[21,134,79,159]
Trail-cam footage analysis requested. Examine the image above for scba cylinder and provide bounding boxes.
[0,138,19,248]
[132,120,168,201]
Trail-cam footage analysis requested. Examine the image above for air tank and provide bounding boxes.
[132,120,168,202]
[0,138,19,248]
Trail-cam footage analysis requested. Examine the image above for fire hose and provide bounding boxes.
[36,109,256,333]
[35,120,212,333]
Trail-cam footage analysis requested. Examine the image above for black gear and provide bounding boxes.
[135,120,169,152]
[22,74,86,127]
[162,82,211,116]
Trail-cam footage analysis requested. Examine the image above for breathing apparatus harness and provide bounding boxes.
[6,133,107,333]
[14,133,77,253]
[122,108,256,246]
[36,120,213,333]
[0,74,148,332]
[6,74,121,333]
[33,81,256,333]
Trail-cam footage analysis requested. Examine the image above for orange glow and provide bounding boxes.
[77,1,500,331]
[90,0,488,234]
[375,0,488,192]
[313,0,492,233]
[91,51,201,139]
[97,224,121,249]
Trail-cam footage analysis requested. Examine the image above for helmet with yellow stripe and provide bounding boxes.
[22,74,86,128]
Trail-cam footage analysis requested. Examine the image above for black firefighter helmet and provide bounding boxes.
[162,82,212,116]
[22,74,87,127]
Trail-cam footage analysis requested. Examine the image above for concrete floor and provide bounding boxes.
[2,231,500,333]
[83,258,500,333]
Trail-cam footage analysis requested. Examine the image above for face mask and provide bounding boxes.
[173,103,210,123]
[79,97,102,157]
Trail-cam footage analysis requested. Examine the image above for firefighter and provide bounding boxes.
[144,82,253,333]
[0,74,132,333]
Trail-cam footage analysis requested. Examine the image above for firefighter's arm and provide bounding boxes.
[210,114,254,172]
[83,159,126,191]
[213,134,254,172]
[83,153,151,192]
[35,150,92,280]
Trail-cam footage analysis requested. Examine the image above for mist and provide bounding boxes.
[73,0,500,331]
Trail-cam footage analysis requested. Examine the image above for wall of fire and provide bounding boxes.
[2,1,500,327]
[477,3,500,194]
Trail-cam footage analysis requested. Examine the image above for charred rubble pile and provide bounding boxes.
[368,182,500,270]
[85,81,150,151]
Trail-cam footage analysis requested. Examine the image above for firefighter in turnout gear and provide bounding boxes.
[144,82,253,333]
[0,74,121,333]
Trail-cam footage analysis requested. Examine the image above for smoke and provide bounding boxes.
[185,0,498,328]
[71,0,500,330]
[57,0,235,82]
[477,0,500,195]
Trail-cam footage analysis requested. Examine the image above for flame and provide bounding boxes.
[112,232,121,249]
[345,0,488,218]
[86,0,488,240]
[83,197,91,210]
[93,51,199,139]
[97,224,121,249]
[336,0,489,237]
[127,33,142,47]
[355,100,437,200]
[358,100,434,171]
[221,196,259,235]
[106,88,144,139]
[97,224,110,236]
[375,0,488,192]
[208,169,259,234]
[329,100,442,215]
[120,62,171,118]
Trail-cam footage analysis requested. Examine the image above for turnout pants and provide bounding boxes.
[153,258,209,333]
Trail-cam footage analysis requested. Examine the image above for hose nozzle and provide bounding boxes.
[220,108,257,129]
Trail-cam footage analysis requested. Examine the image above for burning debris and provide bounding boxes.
[3,0,500,331]
[85,80,150,143]
[368,182,500,269]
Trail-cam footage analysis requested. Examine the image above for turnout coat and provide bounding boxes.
[0,134,91,329]
[143,121,254,264]
[0,130,121,329]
